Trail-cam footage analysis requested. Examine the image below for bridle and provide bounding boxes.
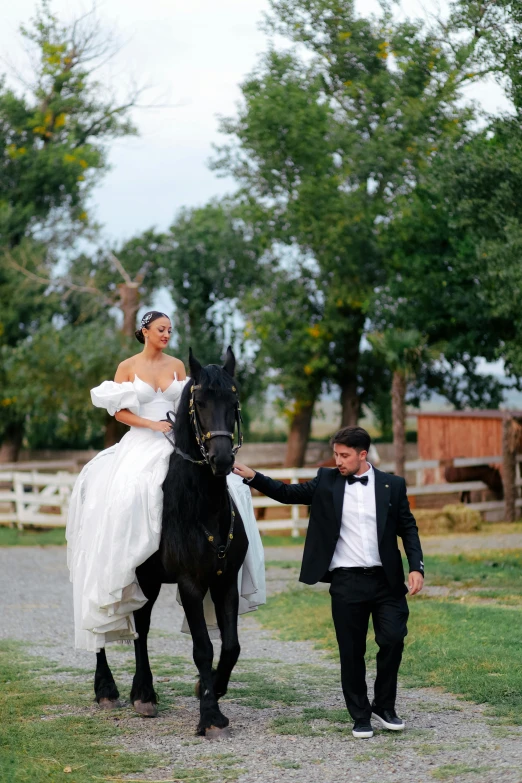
[163,379,243,575]
[165,381,243,466]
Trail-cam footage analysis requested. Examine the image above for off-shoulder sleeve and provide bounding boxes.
[90,381,139,417]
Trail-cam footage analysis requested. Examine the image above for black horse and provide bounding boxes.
[94,348,249,738]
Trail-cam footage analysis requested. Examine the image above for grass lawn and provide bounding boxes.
[0,528,305,548]
[258,550,522,724]
[2,640,316,782]
[0,526,66,546]
[0,641,158,782]
[423,549,522,590]
[0,523,521,548]
[475,521,522,536]
[260,534,306,546]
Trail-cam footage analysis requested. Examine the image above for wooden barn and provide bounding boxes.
[415,410,522,520]
[416,410,522,462]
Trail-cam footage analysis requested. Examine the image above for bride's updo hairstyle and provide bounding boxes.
[135,311,170,344]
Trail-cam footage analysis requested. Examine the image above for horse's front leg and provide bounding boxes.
[95,648,120,708]
[178,579,229,737]
[131,571,161,717]
[209,578,240,701]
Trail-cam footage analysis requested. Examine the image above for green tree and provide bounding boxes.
[0,1,136,249]
[242,261,330,465]
[2,231,169,452]
[2,322,131,451]
[213,0,506,460]
[372,128,514,412]
[164,201,262,361]
[356,0,522,424]
[436,121,522,381]
[161,200,265,433]
[0,1,137,458]
[368,330,437,477]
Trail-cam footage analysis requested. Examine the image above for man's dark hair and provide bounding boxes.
[330,426,371,453]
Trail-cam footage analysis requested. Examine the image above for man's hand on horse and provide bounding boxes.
[408,571,424,596]
[233,462,256,480]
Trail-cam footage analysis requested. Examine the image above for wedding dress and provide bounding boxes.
[66,374,266,652]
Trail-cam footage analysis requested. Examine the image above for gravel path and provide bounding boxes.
[1,546,521,783]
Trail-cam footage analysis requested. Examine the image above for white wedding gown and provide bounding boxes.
[66,374,266,652]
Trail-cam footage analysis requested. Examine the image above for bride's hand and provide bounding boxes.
[149,421,172,434]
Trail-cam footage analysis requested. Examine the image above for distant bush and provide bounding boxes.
[373,430,418,444]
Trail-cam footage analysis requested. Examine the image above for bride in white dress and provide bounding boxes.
[66,311,265,653]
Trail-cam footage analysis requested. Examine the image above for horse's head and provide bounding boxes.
[188,346,241,477]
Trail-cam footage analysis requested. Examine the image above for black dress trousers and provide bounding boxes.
[329,567,409,721]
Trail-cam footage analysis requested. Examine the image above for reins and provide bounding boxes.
[201,493,236,577]
[162,378,243,575]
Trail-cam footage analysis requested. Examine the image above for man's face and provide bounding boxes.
[333,444,368,476]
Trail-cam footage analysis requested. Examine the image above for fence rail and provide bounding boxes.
[253,455,513,536]
[0,471,76,528]
[0,453,516,532]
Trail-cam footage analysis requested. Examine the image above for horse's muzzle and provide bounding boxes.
[209,452,235,477]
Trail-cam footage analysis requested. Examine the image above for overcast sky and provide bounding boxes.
[1,0,512,246]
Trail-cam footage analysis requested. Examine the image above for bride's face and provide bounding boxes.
[143,317,172,349]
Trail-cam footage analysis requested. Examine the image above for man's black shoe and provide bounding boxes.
[371,705,405,731]
[352,720,373,738]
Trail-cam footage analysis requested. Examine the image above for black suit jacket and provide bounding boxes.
[248,467,424,594]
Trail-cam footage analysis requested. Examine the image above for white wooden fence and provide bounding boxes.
[0,471,77,529]
[0,455,518,533]
[252,455,519,537]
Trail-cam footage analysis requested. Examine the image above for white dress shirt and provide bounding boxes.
[329,463,382,570]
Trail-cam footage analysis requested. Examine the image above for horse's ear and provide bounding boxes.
[189,347,202,383]
[223,345,236,378]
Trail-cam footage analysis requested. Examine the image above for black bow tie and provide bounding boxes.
[347,474,369,486]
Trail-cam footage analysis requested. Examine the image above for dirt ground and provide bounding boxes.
[1,538,522,782]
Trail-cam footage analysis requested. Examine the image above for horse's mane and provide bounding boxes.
[161,365,238,568]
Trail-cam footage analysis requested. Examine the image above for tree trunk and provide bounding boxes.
[118,282,140,338]
[0,421,24,463]
[503,417,517,522]
[340,377,359,427]
[337,318,365,428]
[284,399,315,468]
[392,369,407,478]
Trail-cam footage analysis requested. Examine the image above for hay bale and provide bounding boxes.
[414,504,483,535]
[442,504,482,532]
[414,509,452,535]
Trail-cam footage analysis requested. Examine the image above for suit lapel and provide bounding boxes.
[332,471,345,531]
[374,468,391,542]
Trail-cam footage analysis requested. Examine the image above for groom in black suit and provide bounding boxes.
[233,426,424,739]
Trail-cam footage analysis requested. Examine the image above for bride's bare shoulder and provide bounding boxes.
[114,354,140,382]
[164,354,187,381]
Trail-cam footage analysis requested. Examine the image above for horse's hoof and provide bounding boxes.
[98,698,122,710]
[133,700,158,717]
[204,726,231,741]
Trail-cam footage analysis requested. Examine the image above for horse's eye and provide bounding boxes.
[195,399,206,408]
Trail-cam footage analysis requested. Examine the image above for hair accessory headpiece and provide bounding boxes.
[141,312,168,329]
